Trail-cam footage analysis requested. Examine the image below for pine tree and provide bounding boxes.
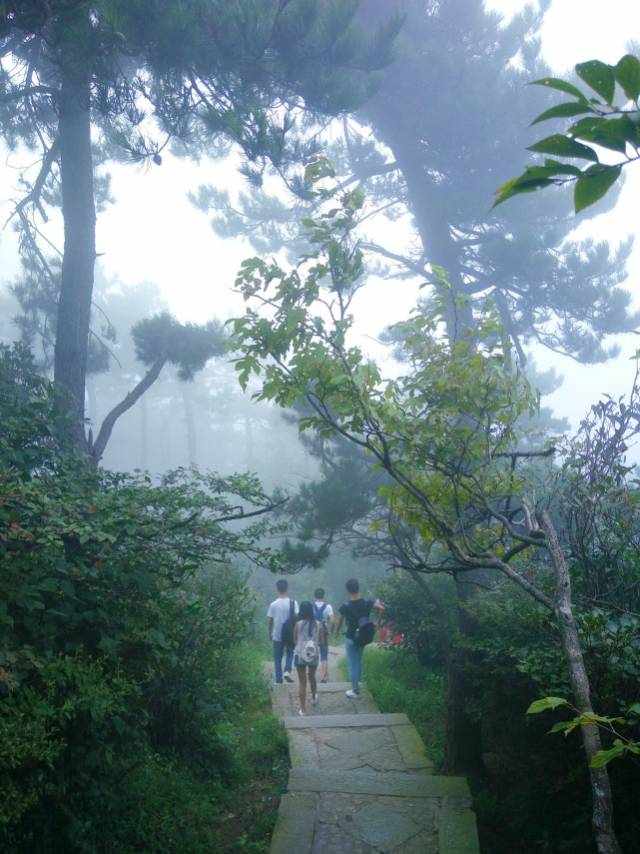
[0,0,399,451]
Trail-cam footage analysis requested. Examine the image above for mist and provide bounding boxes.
[2,1,640,852]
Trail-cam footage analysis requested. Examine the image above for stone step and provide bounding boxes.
[284,712,410,729]
[287,767,471,800]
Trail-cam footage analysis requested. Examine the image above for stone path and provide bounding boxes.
[267,647,480,853]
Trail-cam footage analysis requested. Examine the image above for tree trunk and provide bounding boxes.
[182,385,197,466]
[540,511,622,854]
[89,358,165,466]
[53,43,95,449]
[443,574,484,776]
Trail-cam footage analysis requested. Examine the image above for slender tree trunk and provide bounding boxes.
[443,574,484,776]
[540,511,622,854]
[182,385,197,466]
[89,358,165,466]
[140,394,148,471]
[53,44,95,449]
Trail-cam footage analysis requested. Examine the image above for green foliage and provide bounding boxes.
[495,53,640,212]
[527,696,640,769]
[132,312,228,379]
[0,344,288,851]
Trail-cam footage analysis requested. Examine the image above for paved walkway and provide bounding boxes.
[267,647,480,853]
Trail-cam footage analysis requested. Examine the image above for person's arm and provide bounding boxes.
[372,600,385,628]
[334,613,344,638]
[268,616,274,641]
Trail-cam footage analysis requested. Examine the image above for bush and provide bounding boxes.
[0,344,286,851]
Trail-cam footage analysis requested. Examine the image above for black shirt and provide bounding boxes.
[339,598,373,640]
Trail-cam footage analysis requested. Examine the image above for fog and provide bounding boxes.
[1,0,639,589]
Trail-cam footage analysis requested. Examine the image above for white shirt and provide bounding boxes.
[314,600,334,620]
[267,596,299,642]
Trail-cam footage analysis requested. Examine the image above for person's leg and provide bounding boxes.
[273,640,283,684]
[309,665,318,705]
[284,644,294,680]
[345,637,356,688]
[319,642,329,681]
[296,665,307,713]
[352,643,363,693]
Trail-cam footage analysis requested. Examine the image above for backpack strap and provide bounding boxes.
[314,602,327,621]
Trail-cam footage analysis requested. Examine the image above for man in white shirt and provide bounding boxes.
[313,587,335,683]
[267,579,298,684]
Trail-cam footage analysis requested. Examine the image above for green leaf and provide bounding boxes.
[574,165,621,213]
[527,696,569,714]
[531,102,593,125]
[531,77,588,102]
[590,742,626,768]
[614,54,640,101]
[549,720,578,735]
[528,134,598,162]
[576,60,616,104]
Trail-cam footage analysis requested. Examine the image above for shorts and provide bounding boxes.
[294,655,318,669]
[319,641,329,662]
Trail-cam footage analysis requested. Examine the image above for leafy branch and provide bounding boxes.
[494,54,640,213]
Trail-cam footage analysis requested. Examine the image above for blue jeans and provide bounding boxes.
[345,637,363,692]
[273,640,293,684]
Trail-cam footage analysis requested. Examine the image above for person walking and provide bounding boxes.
[293,600,325,715]
[334,578,384,698]
[313,587,334,683]
[267,579,298,684]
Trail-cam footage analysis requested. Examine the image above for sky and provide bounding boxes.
[1,0,640,430]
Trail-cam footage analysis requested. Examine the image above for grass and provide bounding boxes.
[208,641,289,853]
[342,645,447,768]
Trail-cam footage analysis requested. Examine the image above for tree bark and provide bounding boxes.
[53,38,95,449]
[443,574,485,776]
[89,359,165,466]
[540,511,622,854]
[182,385,197,466]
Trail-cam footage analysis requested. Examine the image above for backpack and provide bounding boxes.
[353,609,375,649]
[299,621,320,666]
[313,602,328,625]
[280,599,295,649]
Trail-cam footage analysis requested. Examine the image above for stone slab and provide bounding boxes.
[270,793,317,854]
[391,725,434,771]
[438,804,481,853]
[284,713,410,730]
[312,792,439,854]
[288,768,470,799]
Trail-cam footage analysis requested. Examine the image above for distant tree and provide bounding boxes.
[0,0,399,451]
[495,53,640,213]
[197,0,636,363]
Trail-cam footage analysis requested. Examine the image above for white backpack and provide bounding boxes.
[298,621,320,666]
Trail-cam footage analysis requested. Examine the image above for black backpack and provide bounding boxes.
[281,599,295,649]
[353,605,375,648]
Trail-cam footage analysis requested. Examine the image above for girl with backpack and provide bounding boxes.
[293,601,326,716]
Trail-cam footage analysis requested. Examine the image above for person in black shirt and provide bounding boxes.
[334,578,384,698]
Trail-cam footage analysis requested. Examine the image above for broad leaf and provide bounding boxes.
[615,54,640,101]
[574,164,621,213]
[590,742,626,768]
[527,696,569,714]
[531,77,588,101]
[576,60,616,104]
[531,102,593,125]
[528,134,598,162]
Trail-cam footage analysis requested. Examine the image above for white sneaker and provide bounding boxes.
[283,671,294,683]
[345,689,360,699]
[298,708,305,716]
